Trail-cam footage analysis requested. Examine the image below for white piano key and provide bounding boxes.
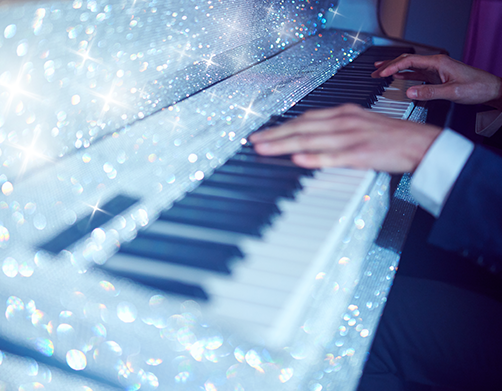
[240,246,314,268]
[310,174,365,186]
[271,211,339,230]
[277,198,345,217]
[281,193,351,211]
[258,227,325,250]
[226,266,301,292]
[373,99,411,108]
[209,296,281,326]
[371,103,409,111]
[301,176,358,190]
[240,247,313,274]
[207,279,291,307]
[145,220,247,246]
[300,186,358,202]
[320,166,369,177]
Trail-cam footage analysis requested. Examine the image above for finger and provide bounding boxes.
[371,54,416,77]
[392,72,430,82]
[292,150,368,169]
[406,82,457,101]
[371,54,412,78]
[301,103,365,119]
[253,130,361,156]
[372,54,439,78]
[374,60,389,68]
[292,147,417,172]
[250,118,334,144]
[249,105,365,143]
[249,113,327,143]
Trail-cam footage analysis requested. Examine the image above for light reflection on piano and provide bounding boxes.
[0,0,439,389]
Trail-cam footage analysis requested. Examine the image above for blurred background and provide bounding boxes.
[380,0,502,77]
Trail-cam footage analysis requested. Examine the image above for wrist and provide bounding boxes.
[486,76,502,111]
[405,123,442,172]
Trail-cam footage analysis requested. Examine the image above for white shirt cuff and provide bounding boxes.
[476,110,502,137]
[410,129,474,217]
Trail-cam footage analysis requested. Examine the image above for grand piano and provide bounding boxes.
[0,0,444,389]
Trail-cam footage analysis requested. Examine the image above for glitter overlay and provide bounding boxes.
[0,1,409,390]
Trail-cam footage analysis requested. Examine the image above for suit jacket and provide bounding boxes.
[428,146,502,273]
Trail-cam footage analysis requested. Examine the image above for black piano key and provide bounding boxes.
[225,158,315,177]
[103,269,209,300]
[342,64,379,71]
[213,144,314,193]
[265,118,290,126]
[229,153,308,169]
[300,91,377,104]
[207,172,302,194]
[301,97,372,106]
[178,193,281,217]
[318,84,385,95]
[237,146,294,159]
[336,70,374,77]
[321,78,385,86]
[333,70,392,80]
[330,79,383,88]
[216,162,306,180]
[202,178,296,200]
[289,98,370,111]
[176,194,279,223]
[297,96,376,107]
[324,78,389,88]
[322,77,387,86]
[307,87,379,98]
[158,204,268,236]
[192,184,282,204]
[234,151,300,166]
[233,151,297,165]
[280,112,304,119]
[294,100,355,109]
[334,74,391,84]
[120,233,242,273]
[314,81,379,91]
[40,194,139,254]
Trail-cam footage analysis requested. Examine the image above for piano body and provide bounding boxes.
[0,0,443,389]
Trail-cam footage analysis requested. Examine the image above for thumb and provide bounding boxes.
[407,83,456,101]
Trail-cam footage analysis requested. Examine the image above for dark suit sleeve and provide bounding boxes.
[482,123,502,149]
[427,145,502,273]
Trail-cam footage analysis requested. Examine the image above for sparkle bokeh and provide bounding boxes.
[0,1,403,390]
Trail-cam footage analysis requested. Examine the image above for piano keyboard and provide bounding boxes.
[95,46,421,346]
[0,0,439,385]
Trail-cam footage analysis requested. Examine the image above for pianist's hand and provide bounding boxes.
[371,54,502,110]
[249,104,441,173]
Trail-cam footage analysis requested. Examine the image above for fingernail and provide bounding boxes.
[255,142,270,152]
[292,154,306,165]
[408,88,418,98]
[374,61,383,66]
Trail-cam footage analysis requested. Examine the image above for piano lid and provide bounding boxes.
[0,0,340,182]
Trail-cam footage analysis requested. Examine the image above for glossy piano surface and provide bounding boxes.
[0,1,428,390]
